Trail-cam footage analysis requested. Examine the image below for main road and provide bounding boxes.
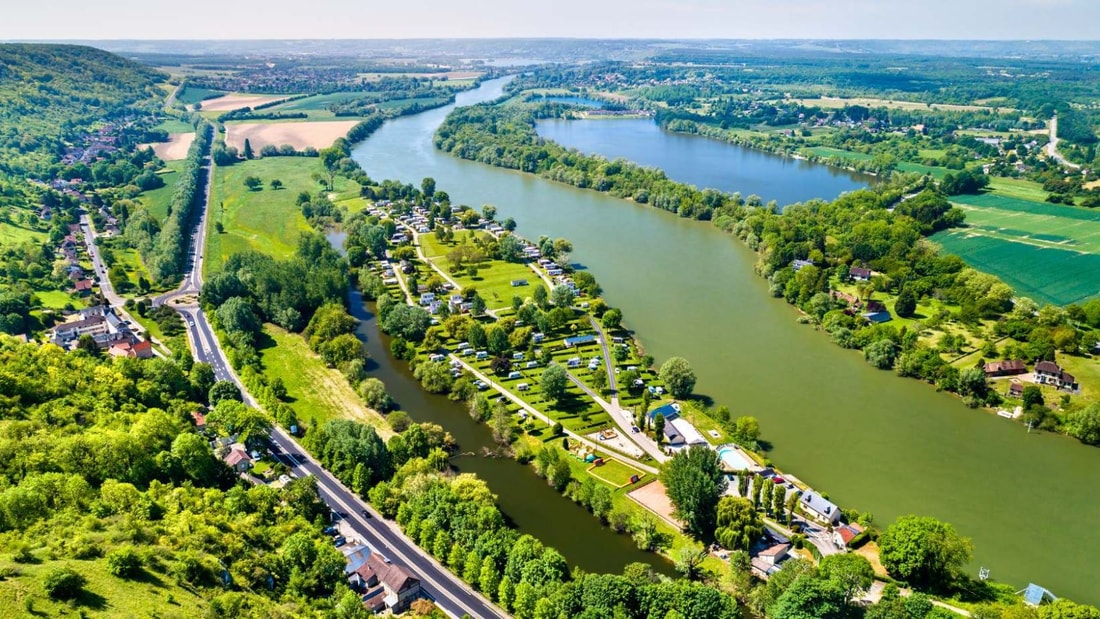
[163,141,504,619]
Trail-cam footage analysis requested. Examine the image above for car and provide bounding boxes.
[323,525,339,536]
[631,426,641,433]
[361,509,371,519]
[333,536,347,547]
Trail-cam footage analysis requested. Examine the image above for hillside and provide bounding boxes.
[0,44,162,176]
[0,337,354,616]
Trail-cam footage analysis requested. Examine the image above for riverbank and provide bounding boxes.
[350,75,1100,606]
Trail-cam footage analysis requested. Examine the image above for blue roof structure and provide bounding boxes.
[1022,583,1056,606]
[647,402,680,423]
[862,310,892,324]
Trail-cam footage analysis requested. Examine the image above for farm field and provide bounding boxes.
[205,157,338,275]
[933,193,1100,305]
[152,117,194,133]
[986,176,1049,202]
[224,120,359,151]
[259,325,392,435]
[806,146,873,161]
[792,96,1010,113]
[196,93,290,112]
[176,85,224,105]
[139,159,185,223]
[144,131,195,161]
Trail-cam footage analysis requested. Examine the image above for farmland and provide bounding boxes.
[224,120,359,151]
[933,193,1100,305]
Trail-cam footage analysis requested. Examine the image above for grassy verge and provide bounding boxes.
[258,324,392,437]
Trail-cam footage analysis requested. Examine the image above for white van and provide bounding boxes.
[507,371,522,380]
[517,383,530,392]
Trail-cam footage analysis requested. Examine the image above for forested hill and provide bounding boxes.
[0,44,162,176]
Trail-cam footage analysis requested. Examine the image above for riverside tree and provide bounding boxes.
[540,364,568,405]
[878,515,973,590]
[659,356,696,399]
[661,445,728,540]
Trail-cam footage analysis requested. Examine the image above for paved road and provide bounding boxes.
[161,142,501,619]
[1048,115,1082,170]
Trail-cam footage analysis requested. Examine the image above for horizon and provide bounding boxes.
[4,0,1099,41]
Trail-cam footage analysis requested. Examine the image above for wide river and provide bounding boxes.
[352,78,1100,603]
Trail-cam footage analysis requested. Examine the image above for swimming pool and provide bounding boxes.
[717,446,756,471]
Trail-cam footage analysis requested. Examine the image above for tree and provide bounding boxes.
[243,138,254,160]
[661,445,728,539]
[244,176,263,191]
[879,515,973,589]
[818,553,875,604]
[270,178,283,190]
[551,285,574,309]
[414,361,453,394]
[491,399,513,446]
[659,356,697,399]
[591,366,608,392]
[770,576,847,619]
[863,339,897,370]
[653,413,666,445]
[468,322,487,349]
[732,416,760,446]
[549,457,572,492]
[1021,385,1044,409]
[487,325,510,355]
[714,497,763,551]
[358,378,393,412]
[533,285,548,309]
[381,304,432,341]
[540,364,568,405]
[601,308,623,331]
[42,567,86,599]
[209,380,242,406]
[1066,403,1100,445]
[895,287,917,317]
[674,542,708,580]
[421,177,436,198]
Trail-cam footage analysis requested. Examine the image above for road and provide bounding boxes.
[586,316,668,463]
[1048,114,1082,170]
[161,141,502,619]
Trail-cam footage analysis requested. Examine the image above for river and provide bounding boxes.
[350,77,1100,604]
[537,117,874,206]
[326,232,673,576]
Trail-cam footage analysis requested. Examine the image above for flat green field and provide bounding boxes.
[259,325,392,436]
[205,157,355,275]
[807,146,874,162]
[933,193,1100,305]
[588,457,646,487]
[419,231,546,311]
[153,118,195,133]
[271,92,371,113]
[0,218,46,246]
[177,85,224,105]
[139,159,185,223]
[34,289,77,309]
[987,176,1049,203]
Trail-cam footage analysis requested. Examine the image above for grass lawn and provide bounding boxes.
[0,557,206,618]
[807,146,874,162]
[33,289,77,310]
[588,457,647,488]
[110,247,165,294]
[205,157,341,276]
[1058,354,1100,404]
[0,219,47,246]
[259,324,392,437]
[987,176,1049,203]
[933,193,1100,305]
[419,231,546,311]
[139,159,186,223]
[153,118,195,133]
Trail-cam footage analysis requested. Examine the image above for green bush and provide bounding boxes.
[106,545,143,578]
[42,566,86,599]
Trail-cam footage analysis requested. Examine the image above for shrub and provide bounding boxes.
[42,566,86,599]
[106,546,143,578]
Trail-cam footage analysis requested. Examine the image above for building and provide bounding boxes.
[668,417,708,448]
[791,259,814,271]
[849,267,873,281]
[49,305,144,352]
[1034,361,1078,391]
[563,334,596,348]
[832,523,865,549]
[799,491,841,524]
[647,402,681,423]
[984,359,1027,378]
[861,310,892,324]
[348,553,422,613]
[223,443,253,473]
[108,340,154,359]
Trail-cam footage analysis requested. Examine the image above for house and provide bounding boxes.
[223,444,253,473]
[849,267,872,281]
[800,491,841,524]
[341,544,373,575]
[669,418,707,447]
[1034,361,1078,391]
[832,523,865,549]
[563,334,596,348]
[1009,382,1025,398]
[757,543,790,566]
[984,359,1028,378]
[190,411,207,430]
[108,340,154,359]
[348,554,422,613]
[791,259,814,271]
[73,279,94,295]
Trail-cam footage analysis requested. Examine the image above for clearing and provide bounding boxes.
[418,230,546,311]
[259,325,392,436]
[933,193,1100,305]
[224,120,360,151]
[143,132,195,161]
[196,93,290,112]
[792,96,1013,113]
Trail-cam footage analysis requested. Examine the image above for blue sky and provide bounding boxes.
[4,0,1097,40]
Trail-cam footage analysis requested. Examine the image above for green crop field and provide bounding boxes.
[807,146,874,161]
[986,176,1049,203]
[271,92,373,111]
[153,117,195,133]
[138,159,185,223]
[205,157,351,276]
[177,85,224,105]
[933,193,1100,305]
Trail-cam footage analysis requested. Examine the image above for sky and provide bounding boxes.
[4,0,1098,40]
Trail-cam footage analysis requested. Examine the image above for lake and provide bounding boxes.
[537,117,874,206]
[351,77,1100,604]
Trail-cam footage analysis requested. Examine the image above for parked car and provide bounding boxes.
[333,536,347,547]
